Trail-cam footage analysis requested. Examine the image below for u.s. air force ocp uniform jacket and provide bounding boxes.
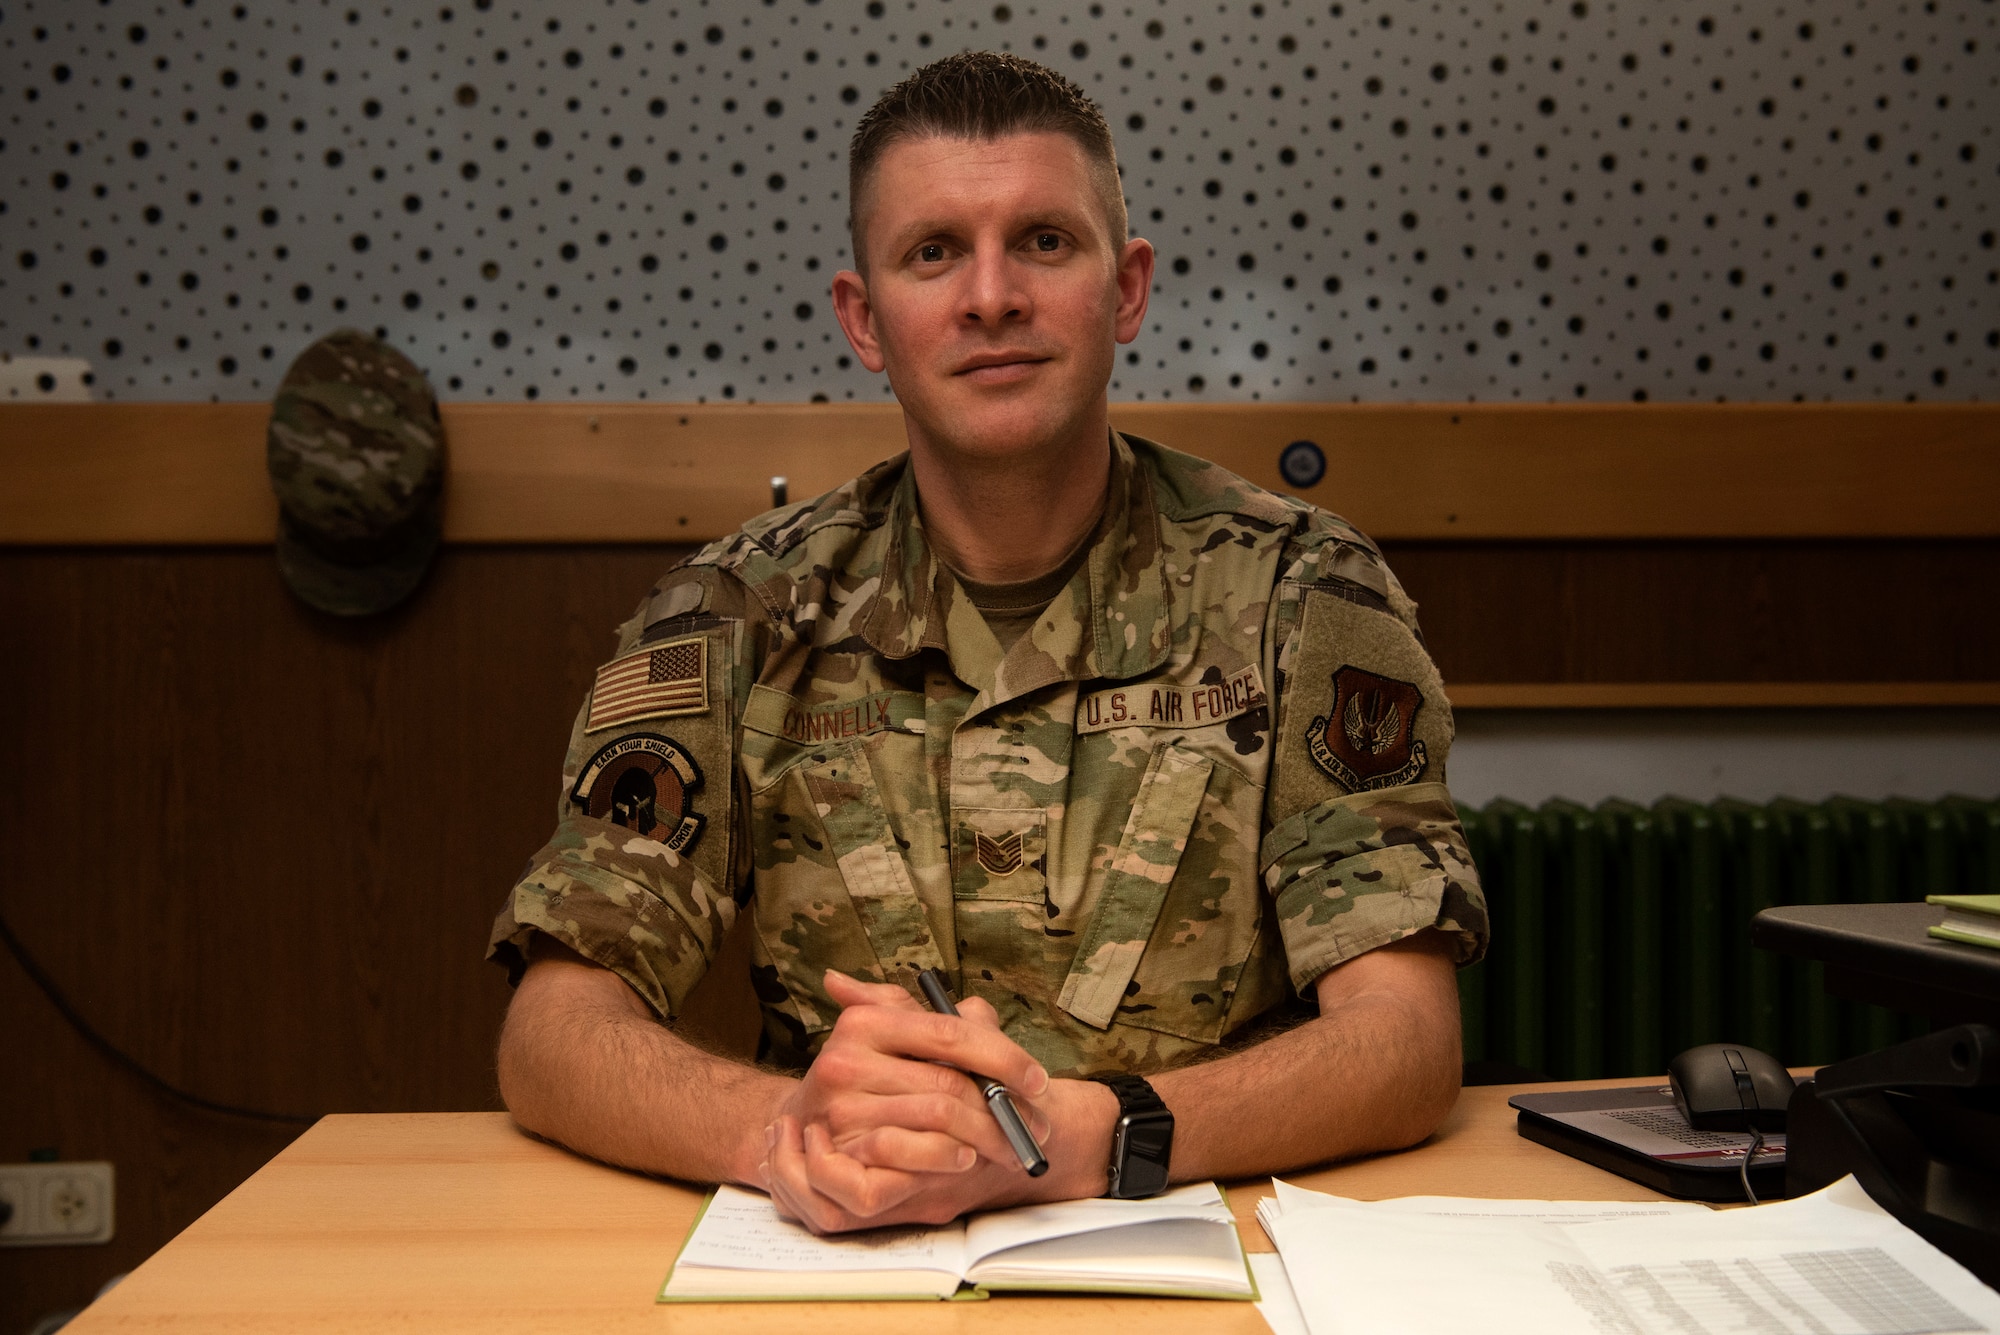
[488,433,1488,1076]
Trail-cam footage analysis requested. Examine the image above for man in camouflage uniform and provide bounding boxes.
[490,52,1486,1233]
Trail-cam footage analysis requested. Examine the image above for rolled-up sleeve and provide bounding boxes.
[1261,782,1488,994]
[487,568,750,1019]
[1261,528,1490,994]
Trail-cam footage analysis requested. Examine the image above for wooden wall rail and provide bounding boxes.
[1446,683,2000,709]
[4,401,1997,545]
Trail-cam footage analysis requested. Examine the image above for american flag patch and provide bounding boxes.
[584,637,708,732]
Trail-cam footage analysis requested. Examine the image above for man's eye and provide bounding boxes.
[919,243,944,262]
[1035,233,1061,252]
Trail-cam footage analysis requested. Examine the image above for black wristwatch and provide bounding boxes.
[1096,1074,1174,1199]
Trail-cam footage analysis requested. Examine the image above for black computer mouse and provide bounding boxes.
[1668,1043,1795,1132]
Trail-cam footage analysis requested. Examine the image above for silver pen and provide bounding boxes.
[914,967,1049,1177]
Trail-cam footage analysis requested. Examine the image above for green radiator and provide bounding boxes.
[1458,794,2000,1079]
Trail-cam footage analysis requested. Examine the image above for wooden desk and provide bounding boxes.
[66,1079,1673,1334]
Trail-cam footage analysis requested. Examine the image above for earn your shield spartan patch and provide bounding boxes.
[570,733,706,854]
[1305,665,1429,793]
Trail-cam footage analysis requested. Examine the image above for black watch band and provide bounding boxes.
[1095,1074,1174,1199]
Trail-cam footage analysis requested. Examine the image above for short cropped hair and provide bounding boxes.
[847,52,1128,262]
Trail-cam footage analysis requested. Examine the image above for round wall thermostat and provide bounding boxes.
[1277,439,1326,489]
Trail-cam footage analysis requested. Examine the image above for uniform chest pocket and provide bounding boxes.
[744,732,944,1041]
[1056,744,1215,1030]
[795,745,946,981]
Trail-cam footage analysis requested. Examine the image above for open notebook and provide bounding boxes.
[659,1181,1255,1302]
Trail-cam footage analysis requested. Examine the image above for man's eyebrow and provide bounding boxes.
[884,217,962,249]
[1015,207,1095,234]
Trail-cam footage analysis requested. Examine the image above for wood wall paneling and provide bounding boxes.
[4,402,1998,544]
[1381,540,2000,690]
[0,544,691,1328]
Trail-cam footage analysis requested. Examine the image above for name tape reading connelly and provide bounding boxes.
[740,688,926,745]
[779,695,892,744]
[1076,665,1266,734]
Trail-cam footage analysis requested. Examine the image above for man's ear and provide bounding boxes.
[1113,237,1155,345]
[830,268,888,374]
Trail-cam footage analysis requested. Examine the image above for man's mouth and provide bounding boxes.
[954,352,1050,376]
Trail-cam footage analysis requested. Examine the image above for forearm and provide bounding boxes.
[496,947,794,1186]
[1152,934,1463,1182]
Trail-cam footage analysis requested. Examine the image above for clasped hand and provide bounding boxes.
[756,969,1056,1233]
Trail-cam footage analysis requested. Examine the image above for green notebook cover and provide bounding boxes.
[1925,894,2000,950]
[1929,924,2000,951]
[1926,893,2000,917]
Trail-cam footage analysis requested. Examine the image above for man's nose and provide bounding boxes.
[961,246,1028,325]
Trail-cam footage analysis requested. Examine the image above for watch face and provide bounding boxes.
[1118,1111,1174,1198]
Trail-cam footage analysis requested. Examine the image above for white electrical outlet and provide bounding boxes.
[0,1162,115,1246]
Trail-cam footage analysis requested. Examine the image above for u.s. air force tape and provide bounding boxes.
[1076,664,1265,734]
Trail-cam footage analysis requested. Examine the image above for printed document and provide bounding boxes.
[1260,1176,2000,1335]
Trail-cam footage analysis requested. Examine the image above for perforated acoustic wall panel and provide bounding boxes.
[1,0,1994,404]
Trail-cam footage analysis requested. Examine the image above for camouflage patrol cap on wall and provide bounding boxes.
[266,329,445,616]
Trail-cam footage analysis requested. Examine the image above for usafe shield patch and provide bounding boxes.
[584,636,707,732]
[1306,665,1428,792]
[1076,664,1265,734]
[570,733,706,854]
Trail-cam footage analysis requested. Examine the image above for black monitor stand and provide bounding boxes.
[1755,903,2000,1289]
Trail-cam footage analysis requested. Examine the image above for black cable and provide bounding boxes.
[1739,1125,1765,1206]
[0,901,318,1125]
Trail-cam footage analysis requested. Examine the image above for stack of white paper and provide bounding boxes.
[1257,1176,2000,1335]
